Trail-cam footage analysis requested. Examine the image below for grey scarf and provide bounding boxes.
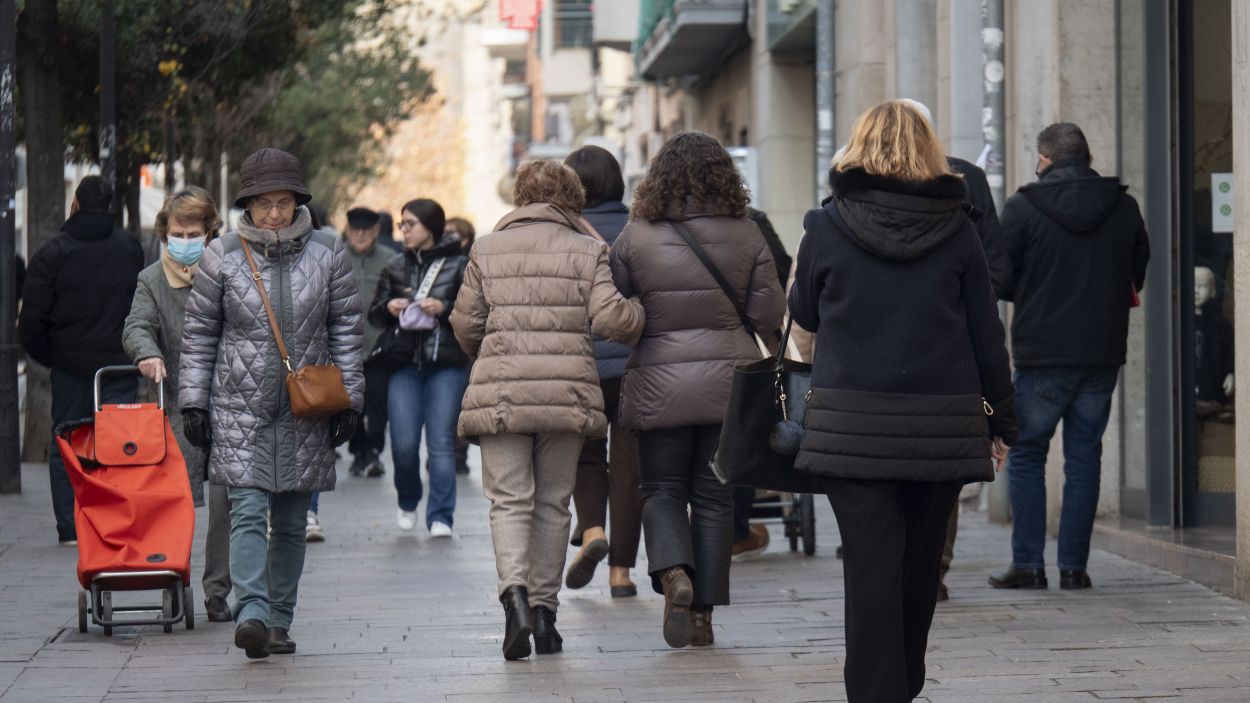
[238,205,313,246]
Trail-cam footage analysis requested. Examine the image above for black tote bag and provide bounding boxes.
[709,320,826,494]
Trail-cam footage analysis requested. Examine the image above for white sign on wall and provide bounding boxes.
[1211,172,1234,233]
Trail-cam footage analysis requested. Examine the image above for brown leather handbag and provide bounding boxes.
[241,242,351,419]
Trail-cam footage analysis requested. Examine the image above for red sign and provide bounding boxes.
[500,0,542,30]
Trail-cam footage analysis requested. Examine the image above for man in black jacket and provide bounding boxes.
[19,176,144,544]
[989,123,1150,591]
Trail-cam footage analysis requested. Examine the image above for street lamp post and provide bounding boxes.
[0,0,21,494]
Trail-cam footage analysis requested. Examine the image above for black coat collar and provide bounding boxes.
[830,167,967,201]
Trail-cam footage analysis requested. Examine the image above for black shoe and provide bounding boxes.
[455,455,470,475]
[531,605,562,654]
[988,566,1048,589]
[234,619,269,659]
[365,452,385,478]
[204,595,231,622]
[268,627,296,654]
[936,582,949,602]
[348,452,368,476]
[835,544,844,559]
[500,586,533,660]
[1060,569,1092,590]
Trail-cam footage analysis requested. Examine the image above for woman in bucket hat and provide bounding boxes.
[180,147,365,659]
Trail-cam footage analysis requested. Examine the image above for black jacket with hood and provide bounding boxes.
[789,168,1017,483]
[999,158,1150,367]
[369,236,469,369]
[19,210,144,378]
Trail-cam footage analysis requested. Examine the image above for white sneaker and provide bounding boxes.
[305,511,325,543]
[429,521,452,538]
[397,509,418,532]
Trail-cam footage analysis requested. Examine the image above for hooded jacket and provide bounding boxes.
[610,210,786,431]
[19,211,144,378]
[368,236,469,368]
[999,159,1150,367]
[789,168,1017,484]
[581,200,633,380]
[451,203,644,440]
[346,238,395,356]
[179,206,365,493]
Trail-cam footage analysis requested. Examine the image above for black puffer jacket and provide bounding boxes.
[789,168,1017,484]
[19,211,144,377]
[999,159,1150,367]
[369,237,469,368]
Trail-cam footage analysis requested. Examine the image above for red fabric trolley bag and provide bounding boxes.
[55,365,197,635]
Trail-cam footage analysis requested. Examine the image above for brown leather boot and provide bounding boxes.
[659,566,693,648]
[691,606,714,646]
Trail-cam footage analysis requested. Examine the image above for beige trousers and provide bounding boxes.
[479,432,585,611]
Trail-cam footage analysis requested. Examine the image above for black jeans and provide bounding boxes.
[637,424,732,606]
[827,478,962,703]
[572,377,643,567]
[348,360,390,457]
[49,368,138,541]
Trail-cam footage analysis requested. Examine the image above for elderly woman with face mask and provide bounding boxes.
[179,148,365,659]
[123,186,230,621]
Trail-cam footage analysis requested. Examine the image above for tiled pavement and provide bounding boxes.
[3,457,1250,703]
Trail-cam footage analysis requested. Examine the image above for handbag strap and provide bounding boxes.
[413,257,446,300]
[670,220,755,335]
[240,242,293,374]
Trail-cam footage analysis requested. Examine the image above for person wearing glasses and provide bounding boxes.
[180,148,364,659]
[369,199,469,537]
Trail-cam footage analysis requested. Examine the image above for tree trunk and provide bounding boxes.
[18,0,64,463]
[124,152,141,234]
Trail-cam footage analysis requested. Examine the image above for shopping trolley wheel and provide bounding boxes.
[162,589,175,633]
[183,586,195,630]
[100,591,113,636]
[800,493,816,556]
[77,591,88,633]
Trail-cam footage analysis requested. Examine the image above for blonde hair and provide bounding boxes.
[836,101,955,182]
[155,186,222,242]
[513,160,586,213]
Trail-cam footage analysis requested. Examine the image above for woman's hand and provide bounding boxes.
[991,437,1009,472]
[138,357,167,383]
[417,298,445,316]
[387,298,409,318]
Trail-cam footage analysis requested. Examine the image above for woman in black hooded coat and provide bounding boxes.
[789,100,1018,703]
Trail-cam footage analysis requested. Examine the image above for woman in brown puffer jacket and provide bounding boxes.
[451,160,644,661]
[610,132,786,649]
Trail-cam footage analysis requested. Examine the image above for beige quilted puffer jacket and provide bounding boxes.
[450,203,644,440]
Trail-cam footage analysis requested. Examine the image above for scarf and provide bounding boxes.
[237,205,313,247]
[162,250,197,289]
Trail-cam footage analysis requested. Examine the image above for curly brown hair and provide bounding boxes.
[631,132,749,222]
[513,160,585,213]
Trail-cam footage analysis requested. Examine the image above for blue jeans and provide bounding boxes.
[228,488,311,628]
[388,365,468,527]
[1007,366,1118,571]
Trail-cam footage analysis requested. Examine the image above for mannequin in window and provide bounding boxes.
[1194,265,1234,405]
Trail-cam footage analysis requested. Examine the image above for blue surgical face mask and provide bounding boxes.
[167,236,206,266]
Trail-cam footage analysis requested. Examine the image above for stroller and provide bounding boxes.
[56,366,196,636]
[747,490,817,556]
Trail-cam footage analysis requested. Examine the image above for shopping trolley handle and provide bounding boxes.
[95,365,163,411]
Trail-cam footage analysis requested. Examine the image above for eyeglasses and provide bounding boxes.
[398,219,421,231]
[251,198,296,215]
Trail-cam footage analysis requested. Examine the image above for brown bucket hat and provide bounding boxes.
[234,147,312,208]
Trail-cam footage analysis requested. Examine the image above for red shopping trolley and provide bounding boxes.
[56,366,196,635]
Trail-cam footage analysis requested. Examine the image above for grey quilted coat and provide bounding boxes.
[122,260,206,506]
[179,207,365,493]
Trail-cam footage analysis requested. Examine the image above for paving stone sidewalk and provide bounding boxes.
[3,458,1250,703]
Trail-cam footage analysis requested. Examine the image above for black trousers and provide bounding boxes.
[827,478,962,703]
[349,360,390,456]
[49,368,138,541]
[637,424,732,605]
[572,377,643,567]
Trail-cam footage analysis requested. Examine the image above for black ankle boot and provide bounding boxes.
[532,606,563,654]
[988,565,1048,589]
[499,585,533,660]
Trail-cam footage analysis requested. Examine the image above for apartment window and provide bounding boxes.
[556,0,593,49]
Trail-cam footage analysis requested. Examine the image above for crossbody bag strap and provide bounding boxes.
[413,257,446,300]
[240,242,293,374]
[670,220,754,335]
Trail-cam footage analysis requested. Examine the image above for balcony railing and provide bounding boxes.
[634,0,748,79]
